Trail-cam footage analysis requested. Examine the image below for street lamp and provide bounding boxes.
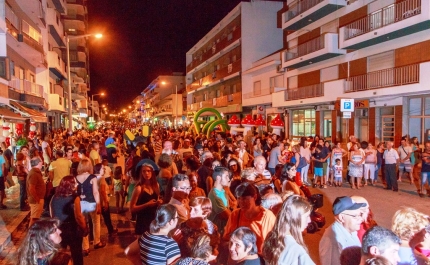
[66,33,102,133]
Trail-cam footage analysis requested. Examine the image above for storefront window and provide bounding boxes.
[408,97,430,143]
[292,109,315,139]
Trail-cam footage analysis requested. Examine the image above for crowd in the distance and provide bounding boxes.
[3,124,430,265]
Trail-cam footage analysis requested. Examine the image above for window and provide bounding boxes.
[288,76,298,89]
[292,109,315,137]
[0,57,10,80]
[408,96,430,143]
[269,75,284,88]
[253,81,261,96]
[320,65,338,82]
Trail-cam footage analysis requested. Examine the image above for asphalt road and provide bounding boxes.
[2,179,428,265]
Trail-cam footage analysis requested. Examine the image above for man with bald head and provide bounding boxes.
[254,156,272,179]
[161,140,178,175]
[383,141,400,192]
[320,196,367,265]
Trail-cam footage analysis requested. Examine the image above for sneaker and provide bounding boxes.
[313,184,317,188]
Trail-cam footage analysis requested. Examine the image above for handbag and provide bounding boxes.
[80,200,97,213]
[297,154,308,169]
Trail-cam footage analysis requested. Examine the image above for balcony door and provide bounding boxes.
[367,51,394,89]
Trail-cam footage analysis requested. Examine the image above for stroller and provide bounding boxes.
[301,185,325,233]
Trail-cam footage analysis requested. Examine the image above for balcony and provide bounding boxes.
[48,51,67,79]
[344,64,419,93]
[47,8,65,46]
[282,33,345,69]
[48,94,65,112]
[9,77,45,98]
[283,0,346,30]
[5,7,45,68]
[187,59,241,93]
[187,92,242,111]
[340,0,426,50]
[186,27,241,73]
[51,0,67,14]
[285,83,323,101]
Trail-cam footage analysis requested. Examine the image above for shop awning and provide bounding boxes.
[0,107,27,123]
[9,101,48,123]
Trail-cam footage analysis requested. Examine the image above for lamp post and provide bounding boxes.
[66,33,102,133]
[91,92,105,120]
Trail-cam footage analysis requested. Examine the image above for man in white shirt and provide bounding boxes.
[254,156,272,179]
[383,141,400,192]
[319,196,367,265]
[397,138,412,183]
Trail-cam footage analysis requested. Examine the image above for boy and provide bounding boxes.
[333,158,343,187]
[312,145,325,188]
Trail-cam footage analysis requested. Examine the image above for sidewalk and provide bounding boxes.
[0,176,30,253]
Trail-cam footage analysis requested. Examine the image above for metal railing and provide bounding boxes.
[344,64,419,92]
[285,35,325,62]
[344,0,421,40]
[9,77,45,97]
[243,87,274,99]
[285,83,323,101]
[285,0,324,22]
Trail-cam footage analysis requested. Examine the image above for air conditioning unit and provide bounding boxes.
[17,34,24,42]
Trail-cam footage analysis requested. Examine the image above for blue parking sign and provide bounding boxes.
[340,99,355,112]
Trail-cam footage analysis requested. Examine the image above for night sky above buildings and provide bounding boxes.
[87,0,245,111]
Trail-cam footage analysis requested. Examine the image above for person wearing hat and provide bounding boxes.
[319,196,367,265]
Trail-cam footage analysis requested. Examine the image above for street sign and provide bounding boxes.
[340,99,355,112]
[343,112,352,119]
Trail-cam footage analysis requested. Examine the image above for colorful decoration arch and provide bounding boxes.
[191,108,229,138]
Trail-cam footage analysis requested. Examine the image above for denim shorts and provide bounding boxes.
[314,167,323,176]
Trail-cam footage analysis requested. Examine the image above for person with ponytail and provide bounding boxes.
[262,195,315,265]
[125,204,181,265]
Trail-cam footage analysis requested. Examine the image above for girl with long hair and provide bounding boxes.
[130,163,163,235]
[262,195,315,265]
[125,204,181,265]
[16,219,66,265]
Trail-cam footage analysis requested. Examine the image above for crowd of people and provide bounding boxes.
[1,125,429,265]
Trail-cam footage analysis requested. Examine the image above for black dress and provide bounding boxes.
[135,188,158,235]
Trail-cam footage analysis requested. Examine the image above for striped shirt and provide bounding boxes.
[139,231,180,265]
[154,140,162,154]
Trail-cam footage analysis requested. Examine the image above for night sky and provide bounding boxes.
[87,0,246,111]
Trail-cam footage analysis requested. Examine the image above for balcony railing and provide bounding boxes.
[187,27,241,72]
[187,92,242,111]
[187,59,241,92]
[285,83,323,101]
[285,0,324,22]
[344,64,419,92]
[344,0,421,40]
[285,35,325,62]
[243,87,274,99]
[9,77,44,98]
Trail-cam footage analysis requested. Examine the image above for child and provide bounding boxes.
[312,145,325,188]
[113,166,125,213]
[333,158,343,187]
[102,159,113,196]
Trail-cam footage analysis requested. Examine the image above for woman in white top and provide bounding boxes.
[299,137,311,186]
[349,143,365,189]
[262,195,315,265]
[363,142,377,186]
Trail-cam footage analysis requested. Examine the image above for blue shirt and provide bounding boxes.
[213,187,227,207]
[0,155,5,177]
[319,221,361,265]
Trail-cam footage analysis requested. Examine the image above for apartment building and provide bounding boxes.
[185,1,283,121]
[272,0,428,144]
[62,0,91,128]
[141,74,185,127]
[1,0,50,135]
